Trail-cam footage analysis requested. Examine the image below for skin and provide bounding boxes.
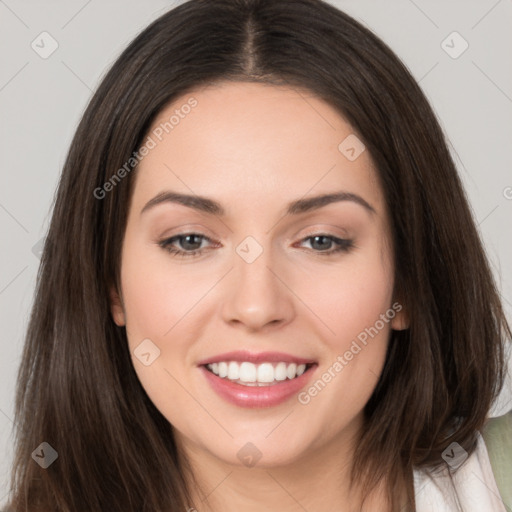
[110,81,410,511]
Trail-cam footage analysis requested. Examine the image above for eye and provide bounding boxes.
[297,234,354,255]
[158,232,354,259]
[158,233,215,258]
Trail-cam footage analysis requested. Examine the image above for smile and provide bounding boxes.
[205,361,313,385]
[200,362,318,408]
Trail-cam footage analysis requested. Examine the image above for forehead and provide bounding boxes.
[132,81,384,217]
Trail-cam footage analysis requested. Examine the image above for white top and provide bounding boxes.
[413,431,507,511]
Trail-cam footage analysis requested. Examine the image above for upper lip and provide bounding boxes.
[196,350,317,366]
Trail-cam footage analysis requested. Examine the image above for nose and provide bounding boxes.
[220,239,296,332]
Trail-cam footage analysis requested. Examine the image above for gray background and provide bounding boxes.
[1,0,511,505]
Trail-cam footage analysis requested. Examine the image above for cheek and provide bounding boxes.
[297,241,394,410]
[295,264,393,433]
[303,248,394,348]
[118,242,202,420]
[120,240,203,341]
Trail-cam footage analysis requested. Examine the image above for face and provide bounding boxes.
[110,81,408,470]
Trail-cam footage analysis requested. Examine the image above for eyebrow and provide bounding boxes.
[140,190,376,217]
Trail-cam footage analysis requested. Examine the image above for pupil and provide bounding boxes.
[311,235,331,250]
[183,234,201,250]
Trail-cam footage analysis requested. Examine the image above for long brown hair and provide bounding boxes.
[6,0,510,510]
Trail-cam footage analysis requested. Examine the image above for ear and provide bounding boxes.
[390,299,409,331]
[109,286,126,326]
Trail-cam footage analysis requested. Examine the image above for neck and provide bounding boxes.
[176,415,403,512]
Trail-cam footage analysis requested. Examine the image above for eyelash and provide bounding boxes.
[158,232,354,258]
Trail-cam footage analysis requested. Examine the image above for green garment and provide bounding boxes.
[482,409,512,512]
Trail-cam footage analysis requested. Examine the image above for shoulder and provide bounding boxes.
[413,411,512,512]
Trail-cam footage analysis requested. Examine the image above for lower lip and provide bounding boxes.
[199,364,317,408]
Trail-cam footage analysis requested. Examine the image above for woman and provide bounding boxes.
[5,0,511,510]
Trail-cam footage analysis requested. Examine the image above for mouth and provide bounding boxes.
[198,354,319,408]
[202,361,317,386]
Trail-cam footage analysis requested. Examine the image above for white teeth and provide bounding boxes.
[206,360,311,384]
[286,363,297,379]
[274,362,288,381]
[240,362,257,382]
[256,362,274,383]
[218,362,228,378]
[227,361,239,380]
